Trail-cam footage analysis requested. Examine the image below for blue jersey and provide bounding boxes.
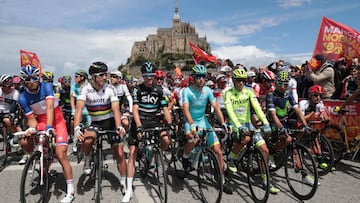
[70,83,89,115]
[182,85,215,122]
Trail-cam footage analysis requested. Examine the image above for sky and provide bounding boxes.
[1,0,360,79]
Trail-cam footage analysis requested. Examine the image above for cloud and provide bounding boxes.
[277,0,312,9]
[0,25,156,77]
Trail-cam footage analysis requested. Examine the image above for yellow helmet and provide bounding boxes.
[42,71,54,81]
[232,68,247,79]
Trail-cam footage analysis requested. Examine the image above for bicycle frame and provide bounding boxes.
[337,110,360,158]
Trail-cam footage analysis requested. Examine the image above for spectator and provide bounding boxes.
[305,54,335,99]
[267,59,284,74]
[340,65,358,99]
[351,57,359,66]
[331,58,350,99]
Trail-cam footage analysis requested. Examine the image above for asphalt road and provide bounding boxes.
[1,143,360,203]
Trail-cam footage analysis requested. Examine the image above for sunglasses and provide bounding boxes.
[111,75,119,78]
[75,75,81,78]
[276,82,289,87]
[25,76,40,83]
[93,72,107,78]
[312,93,321,97]
[234,78,246,83]
[143,73,155,78]
[156,77,164,81]
[64,80,71,83]
[193,74,206,79]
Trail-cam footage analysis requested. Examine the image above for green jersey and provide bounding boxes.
[223,87,269,128]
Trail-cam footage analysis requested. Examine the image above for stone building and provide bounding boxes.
[129,0,211,64]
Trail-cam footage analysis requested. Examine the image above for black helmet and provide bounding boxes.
[141,62,157,74]
[89,62,108,75]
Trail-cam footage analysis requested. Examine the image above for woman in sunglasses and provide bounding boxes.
[18,64,75,203]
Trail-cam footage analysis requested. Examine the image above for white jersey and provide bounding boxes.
[288,78,298,103]
[299,100,327,116]
[77,83,118,122]
[113,82,133,112]
[0,87,20,112]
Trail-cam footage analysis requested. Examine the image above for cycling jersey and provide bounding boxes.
[182,85,219,147]
[77,83,118,122]
[0,87,19,113]
[59,87,71,110]
[128,83,168,146]
[18,82,68,145]
[113,81,133,112]
[299,100,327,118]
[267,89,298,123]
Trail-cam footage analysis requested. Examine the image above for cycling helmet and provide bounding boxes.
[20,64,40,79]
[89,61,108,75]
[141,62,156,74]
[110,69,123,79]
[232,68,247,79]
[180,78,189,88]
[276,70,290,82]
[155,70,166,78]
[0,74,13,86]
[262,70,276,82]
[308,85,325,95]
[220,66,232,73]
[75,69,88,79]
[206,80,215,88]
[216,74,226,83]
[12,75,21,84]
[42,71,54,81]
[58,77,63,83]
[62,75,71,81]
[191,64,207,75]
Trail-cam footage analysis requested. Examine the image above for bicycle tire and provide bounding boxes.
[0,128,9,166]
[197,148,222,203]
[285,143,318,200]
[269,147,287,172]
[173,146,186,179]
[20,151,49,203]
[322,126,345,163]
[302,133,334,176]
[154,149,168,203]
[94,146,103,203]
[245,147,270,203]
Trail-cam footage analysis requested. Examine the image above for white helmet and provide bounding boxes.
[220,66,232,72]
[110,69,123,79]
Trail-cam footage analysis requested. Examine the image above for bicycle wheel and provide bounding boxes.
[322,126,345,163]
[154,150,168,203]
[20,151,49,203]
[197,148,222,203]
[173,146,186,179]
[0,128,9,166]
[244,148,270,203]
[94,147,103,203]
[137,147,148,179]
[302,133,334,176]
[285,144,318,200]
[269,147,287,172]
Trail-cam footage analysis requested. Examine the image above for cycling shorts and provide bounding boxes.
[232,123,265,148]
[128,118,162,146]
[90,117,121,146]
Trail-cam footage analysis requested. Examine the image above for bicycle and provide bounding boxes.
[137,126,168,203]
[222,128,270,203]
[15,130,55,203]
[323,108,360,163]
[173,128,223,203]
[268,127,319,200]
[82,126,120,203]
[294,120,335,176]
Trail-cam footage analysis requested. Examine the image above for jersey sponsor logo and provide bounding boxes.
[231,98,248,105]
[88,98,106,104]
[141,95,158,104]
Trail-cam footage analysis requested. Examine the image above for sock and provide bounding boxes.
[229,151,238,160]
[127,177,133,192]
[120,176,126,188]
[66,179,74,195]
[222,175,225,184]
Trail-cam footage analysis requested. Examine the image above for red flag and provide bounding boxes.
[313,17,360,62]
[20,49,43,73]
[189,42,217,64]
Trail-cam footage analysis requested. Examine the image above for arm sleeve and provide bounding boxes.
[223,90,241,128]
[249,89,269,124]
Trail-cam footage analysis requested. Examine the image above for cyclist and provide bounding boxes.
[12,75,24,92]
[18,65,75,203]
[182,64,233,194]
[298,85,334,171]
[266,69,315,186]
[70,70,91,152]
[109,69,133,131]
[123,62,171,203]
[73,62,126,193]
[223,68,280,194]
[42,71,61,99]
[59,75,72,141]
